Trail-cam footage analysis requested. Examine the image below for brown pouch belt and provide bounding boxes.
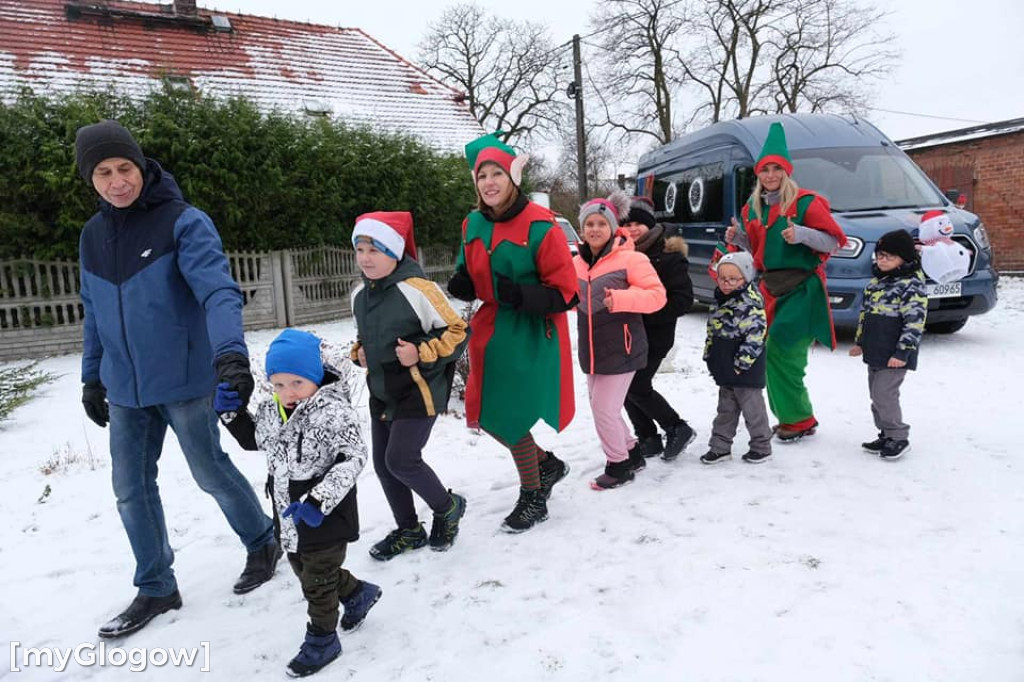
[761,268,815,298]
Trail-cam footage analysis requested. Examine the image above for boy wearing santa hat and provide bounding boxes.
[349,212,469,560]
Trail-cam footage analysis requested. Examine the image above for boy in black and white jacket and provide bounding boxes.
[849,229,927,461]
[215,328,379,678]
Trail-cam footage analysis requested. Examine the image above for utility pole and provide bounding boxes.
[572,34,588,204]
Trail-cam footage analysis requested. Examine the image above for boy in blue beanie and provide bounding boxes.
[215,328,380,678]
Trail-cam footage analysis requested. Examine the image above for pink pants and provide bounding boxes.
[586,372,637,463]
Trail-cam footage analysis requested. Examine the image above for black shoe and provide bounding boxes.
[429,492,467,551]
[662,421,696,461]
[880,439,910,460]
[233,540,283,594]
[591,459,635,490]
[97,591,182,638]
[627,443,647,472]
[700,450,732,465]
[286,624,341,678]
[639,435,663,457]
[339,581,382,632]
[369,523,428,561]
[500,488,549,533]
[538,452,570,500]
[862,432,887,453]
[741,451,773,464]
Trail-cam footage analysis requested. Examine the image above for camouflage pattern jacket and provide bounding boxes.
[703,282,767,389]
[854,262,928,371]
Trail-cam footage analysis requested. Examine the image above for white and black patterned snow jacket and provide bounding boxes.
[854,262,928,371]
[703,282,767,389]
[223,369,366,553]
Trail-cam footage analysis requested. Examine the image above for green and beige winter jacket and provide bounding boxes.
[854,262,927,371]
[703,282,767,389]
[351,257,468,421]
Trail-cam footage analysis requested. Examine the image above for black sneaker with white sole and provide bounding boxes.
[879,439,910,460]
[700,450,732,465]
[862,432,887,454]
[741,451,772,464]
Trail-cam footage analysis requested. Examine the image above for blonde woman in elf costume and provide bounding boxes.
[447,132,578,532]
[726,122,847,442]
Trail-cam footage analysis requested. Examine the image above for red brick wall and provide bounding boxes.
[906,132,1024,271]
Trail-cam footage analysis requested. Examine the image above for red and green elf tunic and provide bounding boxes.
[739,190,846,429]
[458,201,577,444]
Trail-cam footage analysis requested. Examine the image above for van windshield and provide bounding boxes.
[790,146,945,212]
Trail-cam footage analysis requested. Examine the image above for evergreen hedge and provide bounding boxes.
[0,87,479,259]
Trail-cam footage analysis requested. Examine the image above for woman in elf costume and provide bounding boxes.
[726,122,847,442]
[447,132,578,532]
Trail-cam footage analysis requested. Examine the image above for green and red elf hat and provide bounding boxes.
[464,131,529,186]
[754,122,793,175]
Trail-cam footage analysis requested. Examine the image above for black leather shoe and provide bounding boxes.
[97,591,182,638]
[233,540,283,594]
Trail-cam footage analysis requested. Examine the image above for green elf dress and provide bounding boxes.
[738,122,847,433]
[458,135,578,444]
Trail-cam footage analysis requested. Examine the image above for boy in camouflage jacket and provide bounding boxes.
[701,251,773,464]
[849,229,927,460]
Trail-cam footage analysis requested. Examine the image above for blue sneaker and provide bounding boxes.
[429,491,467,551]
[285,625,341,678]
[340,581,382,632]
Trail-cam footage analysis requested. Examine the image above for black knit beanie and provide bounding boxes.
[75,120,146,181]
[626,197,656,230]
[875,229,918,263]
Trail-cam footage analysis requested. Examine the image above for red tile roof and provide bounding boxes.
[0,0,484,153]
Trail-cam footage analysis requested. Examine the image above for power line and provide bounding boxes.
[865,108,986,124]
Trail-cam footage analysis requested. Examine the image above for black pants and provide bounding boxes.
[624,344,681,439]
[371,416,450,529]
[287,544,359,632]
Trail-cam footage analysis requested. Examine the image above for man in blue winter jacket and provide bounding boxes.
[75,120,281,638]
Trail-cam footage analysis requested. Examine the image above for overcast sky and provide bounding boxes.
[209,0,1023,158]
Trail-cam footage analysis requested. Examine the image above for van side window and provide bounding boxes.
[735,166,755,215]
[654,162,724,223]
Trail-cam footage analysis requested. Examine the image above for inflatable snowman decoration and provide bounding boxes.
[918,210,970,284]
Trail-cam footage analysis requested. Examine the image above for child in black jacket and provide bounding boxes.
[701,251,772,464]
[849,229,927,460]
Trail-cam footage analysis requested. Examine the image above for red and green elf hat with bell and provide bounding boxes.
[464,131,529,186]
[754,122,793,175]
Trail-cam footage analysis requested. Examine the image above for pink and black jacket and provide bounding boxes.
[573,231,667,375]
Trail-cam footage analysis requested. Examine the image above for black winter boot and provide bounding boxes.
[500,488,549,533]
[538,452,570,499]
[591,459,635,490]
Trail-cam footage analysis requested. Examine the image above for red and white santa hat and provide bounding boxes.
[919,210,954,243]
[351,211,418,260]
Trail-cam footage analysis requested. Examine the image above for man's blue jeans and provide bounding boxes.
[109,394,273,597]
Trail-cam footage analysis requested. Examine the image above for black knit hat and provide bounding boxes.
[626,196,656,230]
[75,120,146,181]
[875,229,918,264]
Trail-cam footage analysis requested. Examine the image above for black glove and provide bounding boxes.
[214,353,255,408]
[447,265,477,302]
[496,273,576,316]
[494,273,523,308]
[82,382,109,428]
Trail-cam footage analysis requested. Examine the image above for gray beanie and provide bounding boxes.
[715,250,756,283]
[75,120,146,181]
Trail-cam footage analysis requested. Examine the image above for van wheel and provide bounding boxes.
[926,318,968,334]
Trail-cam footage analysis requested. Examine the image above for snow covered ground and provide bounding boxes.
[2,279,1023,681]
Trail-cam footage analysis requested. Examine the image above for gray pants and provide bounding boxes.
[868,367,909,440]
[709,386,773,455]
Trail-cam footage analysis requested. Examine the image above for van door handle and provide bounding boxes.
[704,228,717,233]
